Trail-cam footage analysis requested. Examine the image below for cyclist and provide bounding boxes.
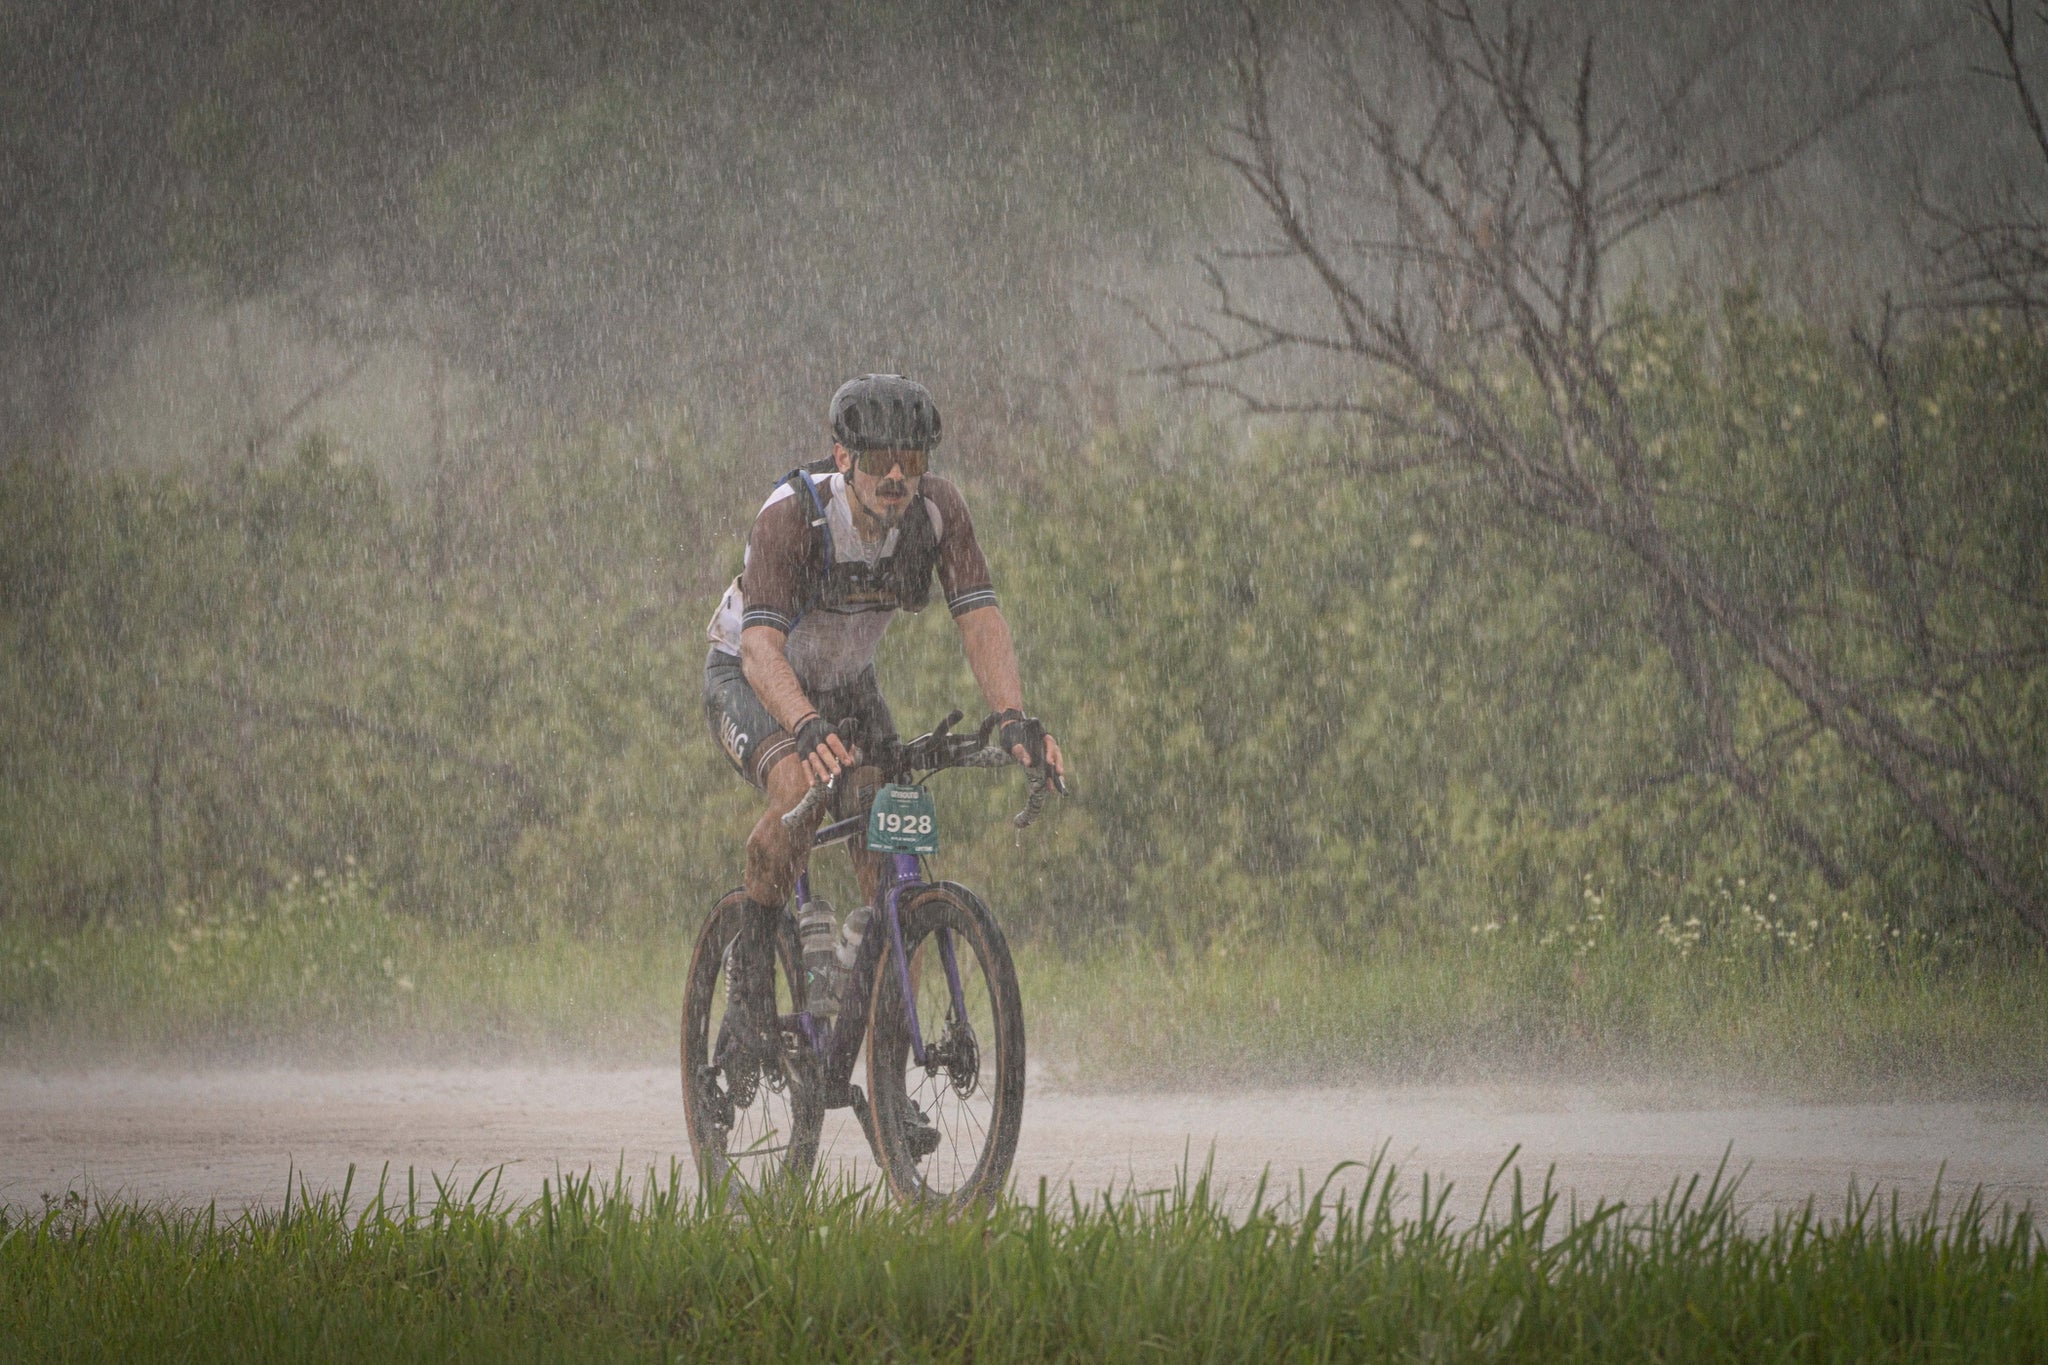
[703,373,1065,1039]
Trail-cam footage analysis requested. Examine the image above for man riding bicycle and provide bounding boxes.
[703,374,1066,1038]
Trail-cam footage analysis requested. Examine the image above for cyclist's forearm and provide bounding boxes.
[740,626,819,732]
[956,605,1025,716]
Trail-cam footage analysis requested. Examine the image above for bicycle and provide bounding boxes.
[681,709,1059,1210]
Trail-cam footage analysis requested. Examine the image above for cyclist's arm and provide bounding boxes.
[739,625,814,732]
[954,605,1023,716]
[741,625,853,783]
[956,605,1066,782]
[927,474,1064,782]
[737,491,856,784]
[926,475,1016,712]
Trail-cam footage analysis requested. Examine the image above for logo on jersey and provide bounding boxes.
[720,714,750,766]
[822,561,903,612]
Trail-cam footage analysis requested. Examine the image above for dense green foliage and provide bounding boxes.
[5,1159,2043,1361]
[6,868,2043,1094]
[1,428,737,932]
[2,302,2044,955]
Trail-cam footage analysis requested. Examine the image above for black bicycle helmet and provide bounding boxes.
[828,374,943,451]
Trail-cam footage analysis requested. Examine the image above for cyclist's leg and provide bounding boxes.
[842,762,888,907]
[703,648,819,906]
[718,754,815,1053]
[745,752,818,907]
[703,649,818,1044]
[818,666,898,907]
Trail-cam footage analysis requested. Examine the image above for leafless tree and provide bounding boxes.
[1165,1,2048,939]
[1930,1,2048,317]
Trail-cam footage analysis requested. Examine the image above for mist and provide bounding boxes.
[4,0,2047,1263]
[3,1,2039,472]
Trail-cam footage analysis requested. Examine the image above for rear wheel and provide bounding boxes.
[681,890,823,1201]
[866,883,1025,1210]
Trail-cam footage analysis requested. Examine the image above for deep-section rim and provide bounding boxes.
[865,881,1026,1210]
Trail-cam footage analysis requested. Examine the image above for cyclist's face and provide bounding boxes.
[835,444,923,528]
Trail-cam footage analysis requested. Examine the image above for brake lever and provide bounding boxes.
[779,740,865,836]
[782,776,833,834]
[1014,766,1057,829]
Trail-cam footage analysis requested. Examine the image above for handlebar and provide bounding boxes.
[780,709,1064,835]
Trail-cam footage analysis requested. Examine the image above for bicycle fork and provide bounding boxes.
[792,851,971,1087]
[879,853,971,1068]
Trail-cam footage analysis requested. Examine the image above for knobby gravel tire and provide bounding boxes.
[865,882,1025,1211]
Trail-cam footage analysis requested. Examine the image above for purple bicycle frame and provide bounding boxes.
[791,826,969,1103]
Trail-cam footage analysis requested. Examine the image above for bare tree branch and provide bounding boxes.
[1929,1,2048,313]
[215,350,372,466]
[1166,0,2048,938]
[1983,0,2048,167]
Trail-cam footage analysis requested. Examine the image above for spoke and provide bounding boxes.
[946,1125,965,1177]
[872,904,1012,1200]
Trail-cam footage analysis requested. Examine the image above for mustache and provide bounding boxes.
[876,480,908,498]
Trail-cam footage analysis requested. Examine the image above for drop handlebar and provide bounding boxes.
[778,709,1064,834]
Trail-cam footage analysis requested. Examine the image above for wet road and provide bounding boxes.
[5,1068,2043,1225]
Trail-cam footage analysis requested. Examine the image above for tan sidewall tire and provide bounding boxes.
[865,882,1026,1211]
[680,889,824,1198]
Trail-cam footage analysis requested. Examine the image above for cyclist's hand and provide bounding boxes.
[793,714,855,785]
[997,712,1067,793]
[1036,733,1067,792]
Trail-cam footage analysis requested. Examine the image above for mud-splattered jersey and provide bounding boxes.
[706,471,997,691]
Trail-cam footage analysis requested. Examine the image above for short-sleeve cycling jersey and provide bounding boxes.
[706,471,997,692]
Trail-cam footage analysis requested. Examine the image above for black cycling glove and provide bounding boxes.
[793,714,842,768]
[995,709,1050,771]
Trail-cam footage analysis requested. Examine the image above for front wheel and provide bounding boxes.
[681,890,824,1201]
[865,882,1025,1210]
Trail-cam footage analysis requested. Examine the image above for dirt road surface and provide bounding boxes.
[5,1069,2043,1225]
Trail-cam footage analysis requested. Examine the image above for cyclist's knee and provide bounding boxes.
[763,751,812,811]
[743,821,798,906]
[745,754,814,905]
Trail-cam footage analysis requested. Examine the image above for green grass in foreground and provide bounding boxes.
[5,870,2046,1097]
[4,1157,2042,1363]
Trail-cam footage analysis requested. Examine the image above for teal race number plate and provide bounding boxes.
[867,783,938,854]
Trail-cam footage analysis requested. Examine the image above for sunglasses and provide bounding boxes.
[853,448,929,478]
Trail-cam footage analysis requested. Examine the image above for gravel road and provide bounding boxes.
[5,1068,2043,1225]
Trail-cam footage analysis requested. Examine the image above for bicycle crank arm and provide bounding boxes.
[846,1083,884,1163]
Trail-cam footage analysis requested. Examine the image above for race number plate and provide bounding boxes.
[866,783,937,854]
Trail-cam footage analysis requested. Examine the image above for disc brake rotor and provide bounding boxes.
[927,1018,981,1099]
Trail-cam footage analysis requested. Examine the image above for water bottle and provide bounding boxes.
[836,903,874,971]
[796,896,840,1017]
